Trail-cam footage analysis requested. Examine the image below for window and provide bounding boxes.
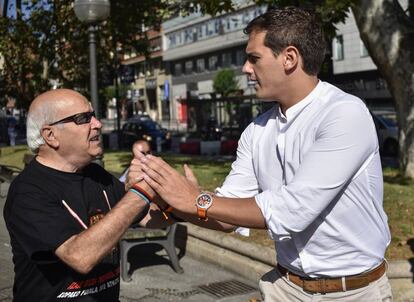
[222,52,232,67]
[333,35,344,61]
[184,29,193,44]
[209,55,218,70]
[168,34,176,48]
[150,38,161,52]
[146,62,154,76]
[197,25,204,39]
[242,11,250,24]
[214,19,221,34]
[185,61,193,74]
[137,64,145,77]
[174,63,182,76]
[360,40,369,57]
[196,58,205,73]
[207,21,214,36]
[236,50,245,66]
[176,31,182,46]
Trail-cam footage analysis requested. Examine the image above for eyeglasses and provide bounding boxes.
[141,151,152,155]
[49,111,96,126]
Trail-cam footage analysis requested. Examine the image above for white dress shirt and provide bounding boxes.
[216,81,391,277]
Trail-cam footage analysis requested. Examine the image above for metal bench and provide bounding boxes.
[120,223,183,282]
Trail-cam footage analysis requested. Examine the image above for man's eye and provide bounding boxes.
[247,56,259,63]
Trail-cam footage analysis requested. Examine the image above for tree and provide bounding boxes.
[213,68,240,133]
[0,0,169,110]
[0,0,235,110]
[351,1,414,177]
[213,68,240,97]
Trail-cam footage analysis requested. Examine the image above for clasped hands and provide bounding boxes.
[125,145,201,216]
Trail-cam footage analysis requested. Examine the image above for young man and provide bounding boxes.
[130,7,392,301]
[3,89,158,301]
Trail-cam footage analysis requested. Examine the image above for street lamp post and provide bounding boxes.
[74,0,110,119]
[74,0,110,165]
[88,25,99,117]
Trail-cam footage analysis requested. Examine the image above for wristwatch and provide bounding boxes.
[195,192,213,221]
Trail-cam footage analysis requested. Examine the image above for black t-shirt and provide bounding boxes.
[3,159,125,301]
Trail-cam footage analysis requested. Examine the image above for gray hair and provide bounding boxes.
[26,100,62,154]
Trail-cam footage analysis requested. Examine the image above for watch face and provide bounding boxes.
[196,193,213,209]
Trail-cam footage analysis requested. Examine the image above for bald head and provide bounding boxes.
[27,89,89,153]
[30,89,88,112]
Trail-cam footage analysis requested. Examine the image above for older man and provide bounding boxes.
[3,89,160,301]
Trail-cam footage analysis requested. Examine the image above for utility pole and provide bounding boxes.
[1,0,9,17]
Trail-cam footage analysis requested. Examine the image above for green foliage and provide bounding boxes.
[213,68,240,97]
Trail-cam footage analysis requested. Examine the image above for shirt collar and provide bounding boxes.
[278,80,323,122]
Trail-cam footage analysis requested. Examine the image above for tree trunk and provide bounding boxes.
[352,0,414,178]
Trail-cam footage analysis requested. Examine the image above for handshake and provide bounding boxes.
[122,141,261,231]
[124,142,213,227]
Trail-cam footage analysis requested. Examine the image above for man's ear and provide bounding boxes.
[41,126,60,148]
[283,46,299,73]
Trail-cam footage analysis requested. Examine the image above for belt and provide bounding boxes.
[277,261,386,294]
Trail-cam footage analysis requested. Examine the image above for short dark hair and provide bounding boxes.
[244,6,326,75]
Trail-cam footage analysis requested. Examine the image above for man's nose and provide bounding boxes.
[242,60,252,74]
[91,116,102,128]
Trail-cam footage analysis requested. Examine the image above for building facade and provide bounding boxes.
[162,3,266,131]
[121,28,171,126]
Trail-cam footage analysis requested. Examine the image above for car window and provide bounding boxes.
[142,121,161,131]
[380,114,397,128]
[372,112,397,129]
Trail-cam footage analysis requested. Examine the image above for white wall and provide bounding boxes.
[332,11,377,74]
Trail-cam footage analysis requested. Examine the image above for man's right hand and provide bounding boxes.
[125,158,144,191]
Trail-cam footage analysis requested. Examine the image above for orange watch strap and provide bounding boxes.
[197,208,208,221]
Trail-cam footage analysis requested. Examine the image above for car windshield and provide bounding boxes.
[141,120,161,131]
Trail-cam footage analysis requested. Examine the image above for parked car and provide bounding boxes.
[120,116,171,151]
[371,111,399,157]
